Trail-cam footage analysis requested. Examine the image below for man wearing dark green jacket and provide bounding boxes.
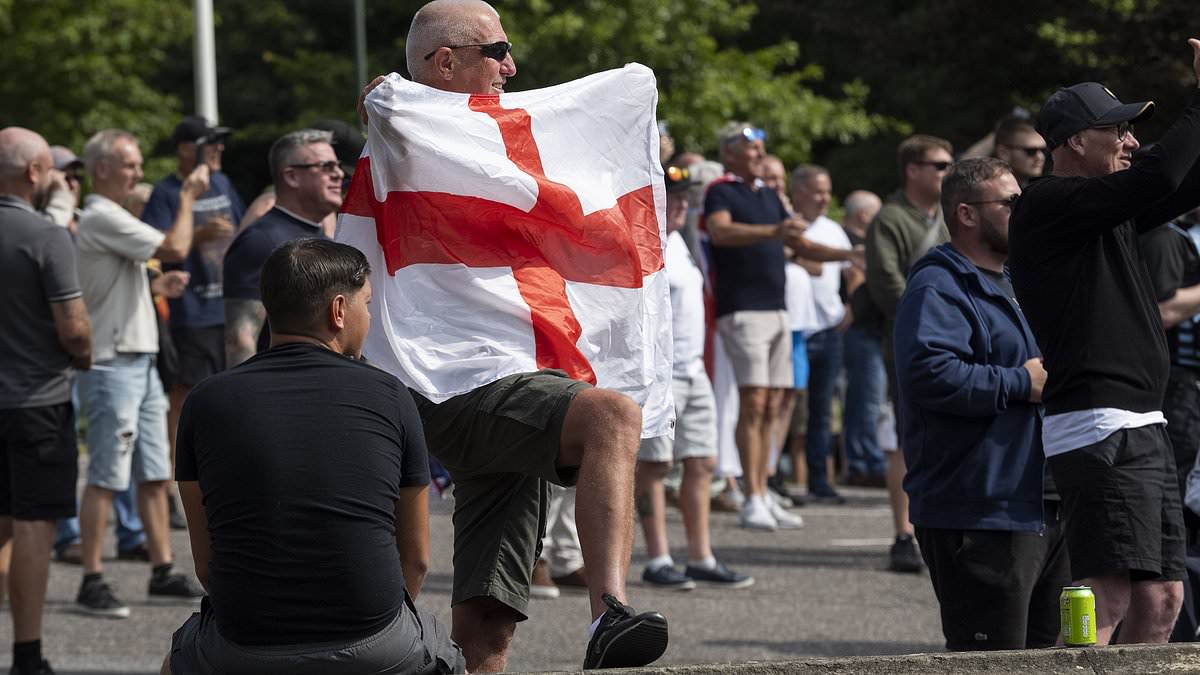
[864,133,952,574]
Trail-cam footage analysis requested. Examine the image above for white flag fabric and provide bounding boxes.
[337,63,674,438]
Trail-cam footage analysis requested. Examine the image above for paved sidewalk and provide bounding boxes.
[0,486,944,673]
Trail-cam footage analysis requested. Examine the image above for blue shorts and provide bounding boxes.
[792,331,810,390]
[77,354,172,490]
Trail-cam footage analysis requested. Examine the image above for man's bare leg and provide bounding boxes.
[558,388,642,620]
[886,450,911,536]
[79,486,115,574]
[137,481,172,566]
[735,387,769,497]
[1081,571,1132,645]
[452,597,520,673]
[763,388,788,494]
[635,461,671,560]
[0,524,10,607]
[8,519,55,642]
[1119,579,1184,643]
[679,457,715,561]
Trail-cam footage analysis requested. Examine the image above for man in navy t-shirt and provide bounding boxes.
[223,129,343,366]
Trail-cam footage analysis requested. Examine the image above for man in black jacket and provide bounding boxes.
[1008,38,1200,644]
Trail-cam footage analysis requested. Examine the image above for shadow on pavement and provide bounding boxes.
[712,545,895,570]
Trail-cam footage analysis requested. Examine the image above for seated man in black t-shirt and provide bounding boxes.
[165,238,463,675]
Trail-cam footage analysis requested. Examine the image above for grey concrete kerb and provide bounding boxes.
[534,643,1200,674]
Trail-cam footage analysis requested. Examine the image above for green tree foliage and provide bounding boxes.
[0,0,190,164]
[494,0,901,167]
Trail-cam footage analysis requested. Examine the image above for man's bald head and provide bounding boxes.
[406,0,501,85]
[0,127,53,203]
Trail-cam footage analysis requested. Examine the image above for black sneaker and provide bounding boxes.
[148,572,205,603]
[10,658,55,675]
[684,561,754,589]
[582,593,668,670]
[116,544,150,562]
[641,565,695,591]
[75,576,130,619]
[888,534,924,574]
[808,485,847,505]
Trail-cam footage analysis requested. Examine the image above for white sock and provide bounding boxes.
[688,556,717,570]
[645,555,674,572]
[588,614,604,640]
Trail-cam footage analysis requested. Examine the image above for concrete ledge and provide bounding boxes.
[536,643,1200,674]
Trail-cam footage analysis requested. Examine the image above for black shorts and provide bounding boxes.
[916,503,1070,650]
[0,402,79,520]
[170,324,226,387]
[1048,425,1186,582]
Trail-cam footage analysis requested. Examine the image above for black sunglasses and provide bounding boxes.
[999,144,1047,158]
[964,193,1020,208]
[288,161,342,174]
[423,41,513,62]
[913,160,953,171]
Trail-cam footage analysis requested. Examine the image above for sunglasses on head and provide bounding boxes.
[964,193,1020,208]
[666,166,690,182]
[423,41,513,62]
[737,127,766,143]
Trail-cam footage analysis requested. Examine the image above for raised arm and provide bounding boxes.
[154,165,210,263]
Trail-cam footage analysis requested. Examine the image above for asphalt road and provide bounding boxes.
[0,485,945,673]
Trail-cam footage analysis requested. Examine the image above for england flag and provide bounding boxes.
[337,64,674,438]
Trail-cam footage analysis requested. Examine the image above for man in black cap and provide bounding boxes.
[143,117,245,529]
[1008,38,1200,644]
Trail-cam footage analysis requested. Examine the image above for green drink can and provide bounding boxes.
[1060,586,1097,646]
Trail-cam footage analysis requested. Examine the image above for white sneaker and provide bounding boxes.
[768,497,804,529]
[738,495,778,531]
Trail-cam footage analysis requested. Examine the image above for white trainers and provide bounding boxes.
[737,495,778,531]
[768,496,804,529]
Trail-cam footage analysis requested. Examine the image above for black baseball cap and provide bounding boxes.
[1036,82,1154,149]
[171,115,232,145]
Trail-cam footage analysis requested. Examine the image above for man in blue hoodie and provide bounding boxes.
[895,158,1068,650]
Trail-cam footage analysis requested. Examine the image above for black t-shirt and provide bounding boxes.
[704,180,789,317]
[223,207,326,301]
[176,342,430,646]
[1141,222,1200,369]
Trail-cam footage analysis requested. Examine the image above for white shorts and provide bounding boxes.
[638,368,717,463]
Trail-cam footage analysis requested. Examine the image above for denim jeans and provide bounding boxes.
[842,326,887,478]
[805,328,844,492]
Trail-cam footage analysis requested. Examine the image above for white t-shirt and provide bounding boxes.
[785,262,818,332]
[76,194,166,361]
[802,215,852,332]
[665,231,705,378]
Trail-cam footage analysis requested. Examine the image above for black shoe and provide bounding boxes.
[808,486,847,505]
[684,561,754,589]
[889,534,924,574]
[148,572,205,603]
[75,576,130,619]
[582,593,668,669]
[116,544,150,562]
[9,658,55,675]
[641,565,695,591]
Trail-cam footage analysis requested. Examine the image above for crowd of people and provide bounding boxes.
[2,0,1200,673]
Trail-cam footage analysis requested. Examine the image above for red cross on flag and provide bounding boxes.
[337,64,674,438]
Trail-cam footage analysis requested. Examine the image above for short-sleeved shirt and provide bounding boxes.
[142,172,245,329]
[0,196,82,409]
[176,342,431,646]
[704,179,789,317]
[76,194,165,361]
[223,206,326,301]
[1141,222,1200,369]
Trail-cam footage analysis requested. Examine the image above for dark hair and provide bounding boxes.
[897,134,953,176]
[941,157,1011,235]
[993,115,1039,148]
[260,238,371,335]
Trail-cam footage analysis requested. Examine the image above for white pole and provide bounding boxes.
[194,0,219,124]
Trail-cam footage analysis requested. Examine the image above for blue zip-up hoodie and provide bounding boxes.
[894,243,1044,532]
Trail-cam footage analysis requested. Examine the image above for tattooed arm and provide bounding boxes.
[225,298,266,367]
